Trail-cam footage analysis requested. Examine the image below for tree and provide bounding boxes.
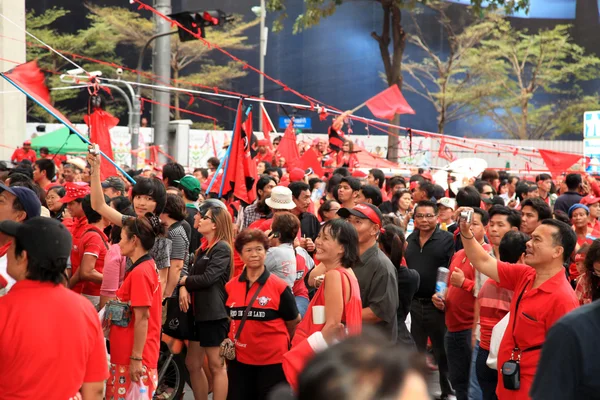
[26,8,124,122]
[87,5,258,121]
[467,21,600,139]
[266,0,530,162]
[400,4,501,133]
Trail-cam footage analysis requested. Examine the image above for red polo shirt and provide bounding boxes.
[11,148,36,163]
[0,280,108,399]
[495,260,578,400]
[79,225,109,297]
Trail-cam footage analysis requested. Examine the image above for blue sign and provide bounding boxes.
[278,116,312,130]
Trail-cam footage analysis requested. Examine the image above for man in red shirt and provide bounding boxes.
[0,217,108,399]
[33,158,55,191]
[10,140,36,164]
[433,207,490,400]
[458,208,579,400]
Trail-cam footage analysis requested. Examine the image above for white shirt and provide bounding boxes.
[0,254,15,295]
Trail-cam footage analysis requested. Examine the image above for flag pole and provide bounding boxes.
[349,100,367,114]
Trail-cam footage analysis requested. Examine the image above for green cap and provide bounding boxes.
[175,175,201,194]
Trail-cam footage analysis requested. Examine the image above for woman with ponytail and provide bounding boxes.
[106,215,165,399]
[378,224,420,348]
[178,205,234,400]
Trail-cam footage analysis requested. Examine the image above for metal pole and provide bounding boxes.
[134,30,175,168]
[258,0,265,132]
[153,0,172,164]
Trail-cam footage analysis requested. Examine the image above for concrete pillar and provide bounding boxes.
[0,0,26,161]
[169,119,192,167]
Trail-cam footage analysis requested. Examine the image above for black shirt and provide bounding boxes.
[299,212,321,243]
[531,300,600,400]
[397,266,420,347]
[352,244,399,340]
[554,191,583,215]
[405,227,455,298]
[185,205,201,255]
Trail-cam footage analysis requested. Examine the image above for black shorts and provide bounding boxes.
[190,318,230,347]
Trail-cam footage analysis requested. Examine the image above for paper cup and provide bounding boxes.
[312,305,325,324]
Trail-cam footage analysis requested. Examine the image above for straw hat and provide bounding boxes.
[265,186,296,210]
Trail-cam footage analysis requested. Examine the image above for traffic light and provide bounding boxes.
[169,10,233,41]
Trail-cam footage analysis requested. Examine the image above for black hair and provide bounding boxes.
[515,182,536,201]
[82,194,109,224]
[110,205,136,244]
[320,219,359,269]
[473,207,490,226]
[388,176,406,190]
[333,167,350,177]
[492,196,506,206]
[40,146,49,155]
[382,214,403,227]
[318,200,339,221]
[414,200,438,215]
[536,173,552,183]
[256,175,276,197]
[272,212,300,244]
[409,174,425,183]
[298,328,426,400]
[521,198,552,222]
[369,169,385,189]
[379,224,406,271]
[163,193,187,222]
[456,186,481,208]
[265,167,283,180]
[359,185,383,207]
[122,213,166,251]
[565,173,582,191]
[432,184,446,201]
[48,185,66,198]
[207,157,220,169]
[489,205,521,229]
[340,176,361,192]
[193,168,209,179]
[131,177,167,214]
[418,181,436,199]
[498,231,529,263]
[10,179,46,208]
[289,181,310,200]
[258,160,272,169]
[540,219,577,264]
[475,180,494,195]
[162,162,185,187]
[308,177,323,193]
[391,189,411,214]
[553,210,570,225]
[584,239,600,301]
[15,237,68,285]
[481,168,499,183]
[326,174,344,196]
[235,228,270,254]
[8,172,33,185]
[110,196,132,214]
[34,159,56,181]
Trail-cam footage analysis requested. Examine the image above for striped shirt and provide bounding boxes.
[477,278,513,351]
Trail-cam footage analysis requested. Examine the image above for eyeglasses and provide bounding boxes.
[483,191,494,196]
[414,214,436,219]
[201,215,215,222]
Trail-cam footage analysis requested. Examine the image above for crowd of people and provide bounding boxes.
[2,128,600,400]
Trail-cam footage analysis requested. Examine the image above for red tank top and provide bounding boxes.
[292,267,362,347]
[292,253,309,299]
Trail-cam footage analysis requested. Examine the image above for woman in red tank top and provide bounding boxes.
[283,219,362,390]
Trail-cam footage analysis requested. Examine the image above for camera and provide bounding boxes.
[116,67,123,76]
[460,210,473,224]
[89,144,100,155]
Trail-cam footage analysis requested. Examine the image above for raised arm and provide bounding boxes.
[457,207,500,282]
[87,149,124,227]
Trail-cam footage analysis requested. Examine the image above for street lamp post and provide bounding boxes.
[254,1,267,131]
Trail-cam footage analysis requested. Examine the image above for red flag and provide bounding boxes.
[3,61,50,104]
[539,149,582,175]
[261,105,275,147]
[217,101,257,204]
[84,109,119,180]
[365,84,415,120]
[299,147,324,177]
[277,120,301,170]
[438,137,456,162]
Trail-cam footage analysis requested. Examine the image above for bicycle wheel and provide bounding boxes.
[155,350,185,399]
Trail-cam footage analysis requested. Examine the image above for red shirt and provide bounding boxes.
[79,225,109,296]
[44,153,67,167]
[0,280,108,399]
[477,279,513,351]
[293,253,309,299]
[66,216,89,294]
[11,148,36,163]
[109,256,162,367]
[495,260,578,400]
[445,247,491,332]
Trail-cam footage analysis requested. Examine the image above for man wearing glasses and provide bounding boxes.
[405,200,455,400]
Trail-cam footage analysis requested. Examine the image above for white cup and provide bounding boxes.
[312,305,325,324]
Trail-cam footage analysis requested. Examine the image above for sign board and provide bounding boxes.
[278,116,312,130]
[584,111,600,173]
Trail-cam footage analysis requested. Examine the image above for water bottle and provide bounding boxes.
[436,267,450,294]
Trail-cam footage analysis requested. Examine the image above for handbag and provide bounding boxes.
[220,283,265,361]
[162,296,194,340]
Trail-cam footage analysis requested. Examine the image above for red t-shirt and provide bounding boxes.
[445,249,479,332]
[0,280,108,399]
[109,257,162,368]
[293,253,309,299]
[495,260,578,400]
[11,148,36,163]
[79,225,109,296]
[66,216,90,294]
[477,279,513,351]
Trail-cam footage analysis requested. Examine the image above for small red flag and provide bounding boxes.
[277,120,301,170]
[539,149,582,176]
[299,147,324,177]
[4,60,50,104]
[261,105,275,147]
[84,109,119,180]
[365,84,415,120]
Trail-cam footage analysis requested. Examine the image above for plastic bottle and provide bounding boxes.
[440,222,448,231]
[435,267,450,294]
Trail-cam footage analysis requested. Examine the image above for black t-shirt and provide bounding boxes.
[185,206,201,255]
[531,300,600,400]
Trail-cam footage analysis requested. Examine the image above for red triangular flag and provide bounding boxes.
[261,104,275,148]
[277,120,301,169]
[538,149,582,175]
[365,84,415,120]
[299,147,324,177]
[84,109,119,180]
[3,61,50,104]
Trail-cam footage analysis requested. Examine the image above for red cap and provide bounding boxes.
[581,195,600,206]
[257,139,269,146]
[421,172,433,181]
[59,182,90,203]
[409,181,420,191]
[23,140,31,146]
[289,168,306,182]
[352,170,368,178]
[575,253,587,263]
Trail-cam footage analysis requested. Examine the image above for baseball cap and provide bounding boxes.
[0,183,41,220]
[23,140,31,146]
[289,168,306,182]
[101,176,126,193]
[257,139,269,147]
[437,197,456,210]
[581,195,600,206]
[59,182,90,203]
[175,175,201,194]
[0,217,71,261]
[337,203,383,226]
